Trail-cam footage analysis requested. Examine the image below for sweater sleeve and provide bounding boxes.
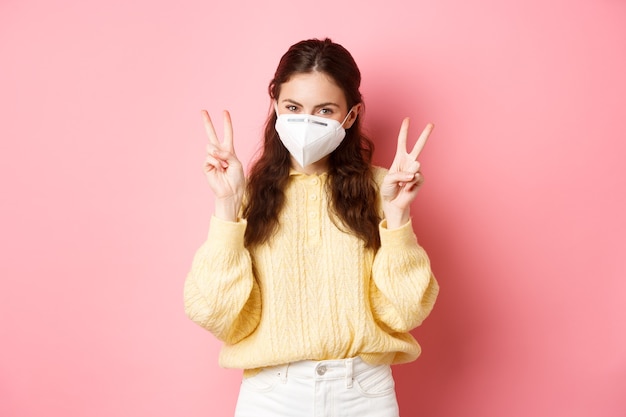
[370,219,439,333]
[183,216,261,344]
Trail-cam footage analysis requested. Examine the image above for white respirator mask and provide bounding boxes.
[274,103,354,167]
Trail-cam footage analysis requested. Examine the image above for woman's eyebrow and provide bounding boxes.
[281,98,303,106]
[280,99,340,108]
[314,102,341,108]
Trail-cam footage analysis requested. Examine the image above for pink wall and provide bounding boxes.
[1,0,625,416]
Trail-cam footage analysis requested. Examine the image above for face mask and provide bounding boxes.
[274,105,354,167]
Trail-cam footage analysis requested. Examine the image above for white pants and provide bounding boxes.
[234,357,400,417]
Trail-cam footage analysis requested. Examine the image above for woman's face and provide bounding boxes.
[276,71,360,129]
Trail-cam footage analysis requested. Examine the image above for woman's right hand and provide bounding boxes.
[202,110,245,222]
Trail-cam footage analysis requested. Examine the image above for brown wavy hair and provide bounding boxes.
[243,38,381,249]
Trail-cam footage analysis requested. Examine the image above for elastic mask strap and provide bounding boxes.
[273,101,280,118]
[340,107,355,128]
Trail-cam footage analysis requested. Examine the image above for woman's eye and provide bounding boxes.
[286,105,298,112]
[319,108,333,115]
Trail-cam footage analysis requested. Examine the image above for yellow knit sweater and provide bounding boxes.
[184,166,438,372]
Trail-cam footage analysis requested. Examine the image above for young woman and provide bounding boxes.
[184,38,439,417]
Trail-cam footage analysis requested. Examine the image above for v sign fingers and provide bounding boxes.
[390,118,434,173]
[383,118,434,228]
[200,110,245,221]
[203,109,237,157]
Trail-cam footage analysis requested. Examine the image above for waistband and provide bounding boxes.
[263,357,384,388]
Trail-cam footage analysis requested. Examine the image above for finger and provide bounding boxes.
[396,117,410,154]
[205,154,229,171]
[404,172,425,192]
[222,110,235,154]
[202,110,220,146]
[401,172,424,193]
[209,145,238,163]
[385,171,417,186]
[409,123,434,159]
[203,158,219,173]
[406,160,421,174]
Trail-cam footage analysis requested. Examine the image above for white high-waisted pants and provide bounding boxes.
[234,357,400,417]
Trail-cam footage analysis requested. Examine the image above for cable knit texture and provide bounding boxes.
[184,166,439,372]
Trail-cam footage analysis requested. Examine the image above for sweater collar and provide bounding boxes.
[288,168,329,179]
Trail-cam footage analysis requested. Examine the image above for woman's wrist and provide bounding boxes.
[383,204,410,229]
[214,196,242,222]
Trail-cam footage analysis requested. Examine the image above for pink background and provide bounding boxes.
[1,0,625,416]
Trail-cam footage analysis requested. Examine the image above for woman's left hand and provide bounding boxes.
[380,118,433,228]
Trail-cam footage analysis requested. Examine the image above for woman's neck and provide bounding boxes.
[290,156,330,175]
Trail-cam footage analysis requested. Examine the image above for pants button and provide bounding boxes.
[316,365,327,375]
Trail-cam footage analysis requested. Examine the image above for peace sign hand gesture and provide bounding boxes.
[202,110,245,222]
[380,118,434,229]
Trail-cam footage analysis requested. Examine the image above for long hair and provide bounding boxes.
[243,38,381,249]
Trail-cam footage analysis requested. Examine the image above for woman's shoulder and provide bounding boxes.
[371,166,388,186]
